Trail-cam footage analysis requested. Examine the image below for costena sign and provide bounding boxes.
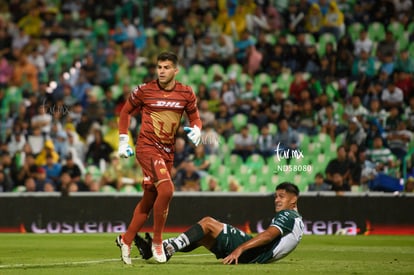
[28,219,358,235]
[30,221,127,234]
[0,194,412,235]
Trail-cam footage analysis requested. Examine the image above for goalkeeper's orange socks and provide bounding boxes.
[122,180,173,245]
[123,184,158,245]
[152,180,174,244]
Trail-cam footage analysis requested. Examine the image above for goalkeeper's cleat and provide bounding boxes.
[115,235,132,265]
[134,233,153,260]
[151,242,167,263]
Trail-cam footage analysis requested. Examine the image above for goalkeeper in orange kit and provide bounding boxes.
[116,51,202,264]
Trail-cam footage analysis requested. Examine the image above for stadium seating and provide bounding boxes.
[305,33,316,45]
[291,173,309,192]
[224,154,244,173]
[237,73,252,86]
[253,72,273,93]
[12,186,27,192]
[219,172,236,191]
[119,185,139,193]
[315,153,331,169]
[188,64,206,85]
[89,85,105,100]
[368,22,386,42]
[68,38,86,59]
[333,102,345,123]
[317,33,337,57]
[247,123,259,139]
[93,18,110,38]
[226,63,243,77]
[286,33,296,44]
[304,140,323,156]
[347,81,357,96]
[175,64,187,82]
[289,154,310,167]
[207,63,225,83]
[277,169,294,183]
[245,153,266,174]
[51,38,67,52]
[409,43,414,58]
[316,132,332,151]
[225,174,244,192]
[5,2,413,195]
[266,154,288,167]
[408,20,414,32]
[335,133,345,146]
[259,164,274,180]
[244,174,266,192]
[130,66,148,84]
[231,113,248,132]
[387,21,405,40]
[53,52,73,78]
[396,33,410,52]
[268,123,277,135]
[267,174,281,192]
[5,86,23,107]
[298,133,311,151]
[206,154,222,175]
[86,165,103,182]
[347,22,364,42]
[234,164,253,184]
[100,185,117,192]
[325,81,339,101]
[276,71,293,95]
[200,175,209,191]
[144,27,157,37]
[219,142,231,157]
[265,33,277,45]
[110,84,123,100]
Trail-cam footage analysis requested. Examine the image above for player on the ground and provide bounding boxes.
[137,182,304,264]
[116,51,202,264]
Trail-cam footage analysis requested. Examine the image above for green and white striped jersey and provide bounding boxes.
[250,209,304,263]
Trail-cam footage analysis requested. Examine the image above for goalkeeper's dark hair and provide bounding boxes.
[157,51,178,67]
[276,182,299,196]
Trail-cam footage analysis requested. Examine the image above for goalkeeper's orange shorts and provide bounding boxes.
[137,151,173,187]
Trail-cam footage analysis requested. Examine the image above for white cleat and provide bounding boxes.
[116,235,132,265]
[151,243,167,263]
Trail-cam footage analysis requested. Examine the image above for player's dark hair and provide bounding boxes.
[157,51,178,67]
[276,182,299,196]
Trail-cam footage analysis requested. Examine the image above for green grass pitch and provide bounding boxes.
[0,234,413,274]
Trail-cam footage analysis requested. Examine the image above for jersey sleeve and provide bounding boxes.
[129,85,145,108]
[270,210,296,235]
[184,85,202,129]
[118,86,143,135]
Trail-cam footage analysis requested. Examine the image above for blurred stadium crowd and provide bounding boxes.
[0,0,413,194]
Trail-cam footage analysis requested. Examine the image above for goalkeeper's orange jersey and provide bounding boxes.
[119,80,201,157]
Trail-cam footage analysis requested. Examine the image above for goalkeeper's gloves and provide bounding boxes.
[118,134,134,158]
[184,125,201,146]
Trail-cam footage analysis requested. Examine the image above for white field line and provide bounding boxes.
[0,253,212,269]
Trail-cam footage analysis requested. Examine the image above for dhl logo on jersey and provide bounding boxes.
[150,101,184,108]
